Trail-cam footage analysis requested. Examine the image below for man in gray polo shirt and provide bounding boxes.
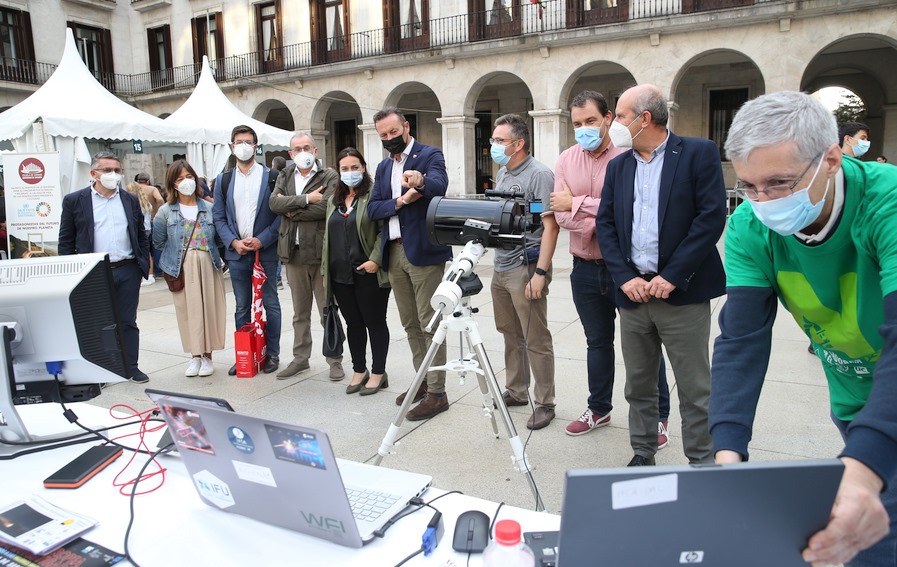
[489,113,559,430]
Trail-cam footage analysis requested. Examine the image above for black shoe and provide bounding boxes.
[263,356,280,374]
[807,343,815,354]
[228,364,238,376]
[130,369,150,384]
[627,454,656,467]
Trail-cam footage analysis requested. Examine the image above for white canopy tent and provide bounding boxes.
[164,57,293,179]
[0,30,204,194]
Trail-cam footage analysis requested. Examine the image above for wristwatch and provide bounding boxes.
[534,267,547,276]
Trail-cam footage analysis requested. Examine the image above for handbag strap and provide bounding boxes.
[178,211,201,271]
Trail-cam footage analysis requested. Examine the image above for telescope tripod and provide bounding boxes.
[374,296,545,511]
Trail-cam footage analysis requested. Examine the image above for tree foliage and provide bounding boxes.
[833,92,866,124]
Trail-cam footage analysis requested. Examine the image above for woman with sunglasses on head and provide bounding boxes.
[153,160,226,378]
[322,148,392,395]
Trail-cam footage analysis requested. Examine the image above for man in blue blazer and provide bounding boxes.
[367,107,452,421]
[58,151,151,383]
[596,84,726,467]
[213,125,282,375]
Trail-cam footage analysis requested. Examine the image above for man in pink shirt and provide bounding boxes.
[551,90,670,446]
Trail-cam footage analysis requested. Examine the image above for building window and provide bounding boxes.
[0,7,35,83]
[256,1,283,72]
[383,0,430,53]
[310,0,350,64]
[709,87,749,161]
[565,0,628,28]
[67,21,114,88]
[191,12,225,65]
[147,24,172,87]
[468,0,521,42]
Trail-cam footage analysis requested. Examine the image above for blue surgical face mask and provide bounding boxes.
[852,138,871,158]
[490,142,511,166]
[574,124,604,152]
[341,171,364,187]
[748,158,829,236]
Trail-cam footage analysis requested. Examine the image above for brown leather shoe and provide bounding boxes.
[526,406,555,430]
[503,390,528,407]
[395,382,427,406]
[406,394,449,421]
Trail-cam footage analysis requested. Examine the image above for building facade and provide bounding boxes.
[1,0,895,192]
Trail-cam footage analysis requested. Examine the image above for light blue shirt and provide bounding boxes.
[630,132,669,274]
[91,184,133,262]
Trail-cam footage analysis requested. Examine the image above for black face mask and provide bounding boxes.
[382,134,407,155]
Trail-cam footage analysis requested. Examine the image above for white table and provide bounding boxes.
[2,403,559,566]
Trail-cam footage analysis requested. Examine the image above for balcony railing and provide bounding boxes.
[1,0,759,97]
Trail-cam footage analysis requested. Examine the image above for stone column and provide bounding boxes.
[310,129,329,167]
[667,101,680,133]
[437,115,479,195]
[358,123,385,165]
[528,109,568,171]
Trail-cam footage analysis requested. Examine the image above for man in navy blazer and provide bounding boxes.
[58,151,151,383]
[212,125,282,375]
[367,107,452,421]
[596,84,726,467]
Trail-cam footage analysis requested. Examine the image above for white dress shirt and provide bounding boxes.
[91,185,133,262]
[233,162,262,240]
[388,137,416,240]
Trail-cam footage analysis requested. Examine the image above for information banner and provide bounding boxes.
[1,152,62,259]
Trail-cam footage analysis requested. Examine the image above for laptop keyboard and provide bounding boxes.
[346,487,401,522]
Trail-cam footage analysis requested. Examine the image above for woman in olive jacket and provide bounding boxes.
[322,147,391,396]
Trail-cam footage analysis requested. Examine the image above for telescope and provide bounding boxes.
[426,191,542,249]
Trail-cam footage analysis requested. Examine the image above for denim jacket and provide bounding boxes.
[152,200,223,277]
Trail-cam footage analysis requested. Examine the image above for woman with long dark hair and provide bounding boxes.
[322,148,391,395]
[153,160,226,377]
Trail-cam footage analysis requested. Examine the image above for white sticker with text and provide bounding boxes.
[611,473,678,510]
[233,460,277,487]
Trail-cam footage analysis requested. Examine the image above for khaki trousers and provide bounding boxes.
[284,256,342,367]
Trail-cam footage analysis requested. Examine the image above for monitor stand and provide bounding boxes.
[0,325,96,458]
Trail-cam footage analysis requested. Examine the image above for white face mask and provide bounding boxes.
[295,152,315,170]
[177,178,196,196]
[98,172,121,190]
[232,142,256,162]
[608,115,643,149]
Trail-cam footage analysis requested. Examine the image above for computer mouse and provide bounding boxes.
[452,510,490,553]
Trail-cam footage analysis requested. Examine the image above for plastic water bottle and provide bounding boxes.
[482,519,535,566]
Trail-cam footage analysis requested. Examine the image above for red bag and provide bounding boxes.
[234,251,268,378]
[234,320,266,378]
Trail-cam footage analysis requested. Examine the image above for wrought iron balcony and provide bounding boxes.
[1,0,759,97]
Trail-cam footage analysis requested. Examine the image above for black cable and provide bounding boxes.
[393,547,424,567]
[519,215,544,511]
[488,501,505,538]
[123,442,174,567]
[373,491,463,539]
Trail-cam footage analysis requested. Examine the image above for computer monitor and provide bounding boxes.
[0,253,130,457]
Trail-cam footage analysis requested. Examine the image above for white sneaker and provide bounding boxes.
[198,356,214,376]
[185,357,201,377]
[141,275,155,287]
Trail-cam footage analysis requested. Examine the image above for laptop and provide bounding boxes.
[146,389,235,454]
[146,390,432,548]
[556,460,843,566]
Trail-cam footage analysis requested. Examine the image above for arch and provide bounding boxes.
[557,61,636,112]
[310,91,362,165]
[463,71,531,118]
[382,82,443,149]
[252,99,294,131]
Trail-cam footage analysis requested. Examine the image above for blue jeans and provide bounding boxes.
[228,254,281,357]
[570,257,669,420]
[832,415,897,567]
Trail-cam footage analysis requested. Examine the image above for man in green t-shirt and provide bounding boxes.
[709,91,896,566]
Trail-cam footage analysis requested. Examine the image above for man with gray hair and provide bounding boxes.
[269,132,344,380]
[59,151,150,383]
[596,84,727,466]
[710,90,897,566]
[489,113,559,430]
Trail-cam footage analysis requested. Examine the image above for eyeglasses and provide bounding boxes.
[93,167,123,174]
[291,145,315,153]
[489,137,520,146]
[734,153,821,201]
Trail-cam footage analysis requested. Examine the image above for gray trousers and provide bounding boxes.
[387,242,447,393]
[619,299,713,463]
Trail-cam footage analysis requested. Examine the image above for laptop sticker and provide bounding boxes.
[227,426,255,454]
[611,473,678,510]
[193,470,234,509]
[232,461,277,488]
[264,424,327,470]
[161,404,215,455]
